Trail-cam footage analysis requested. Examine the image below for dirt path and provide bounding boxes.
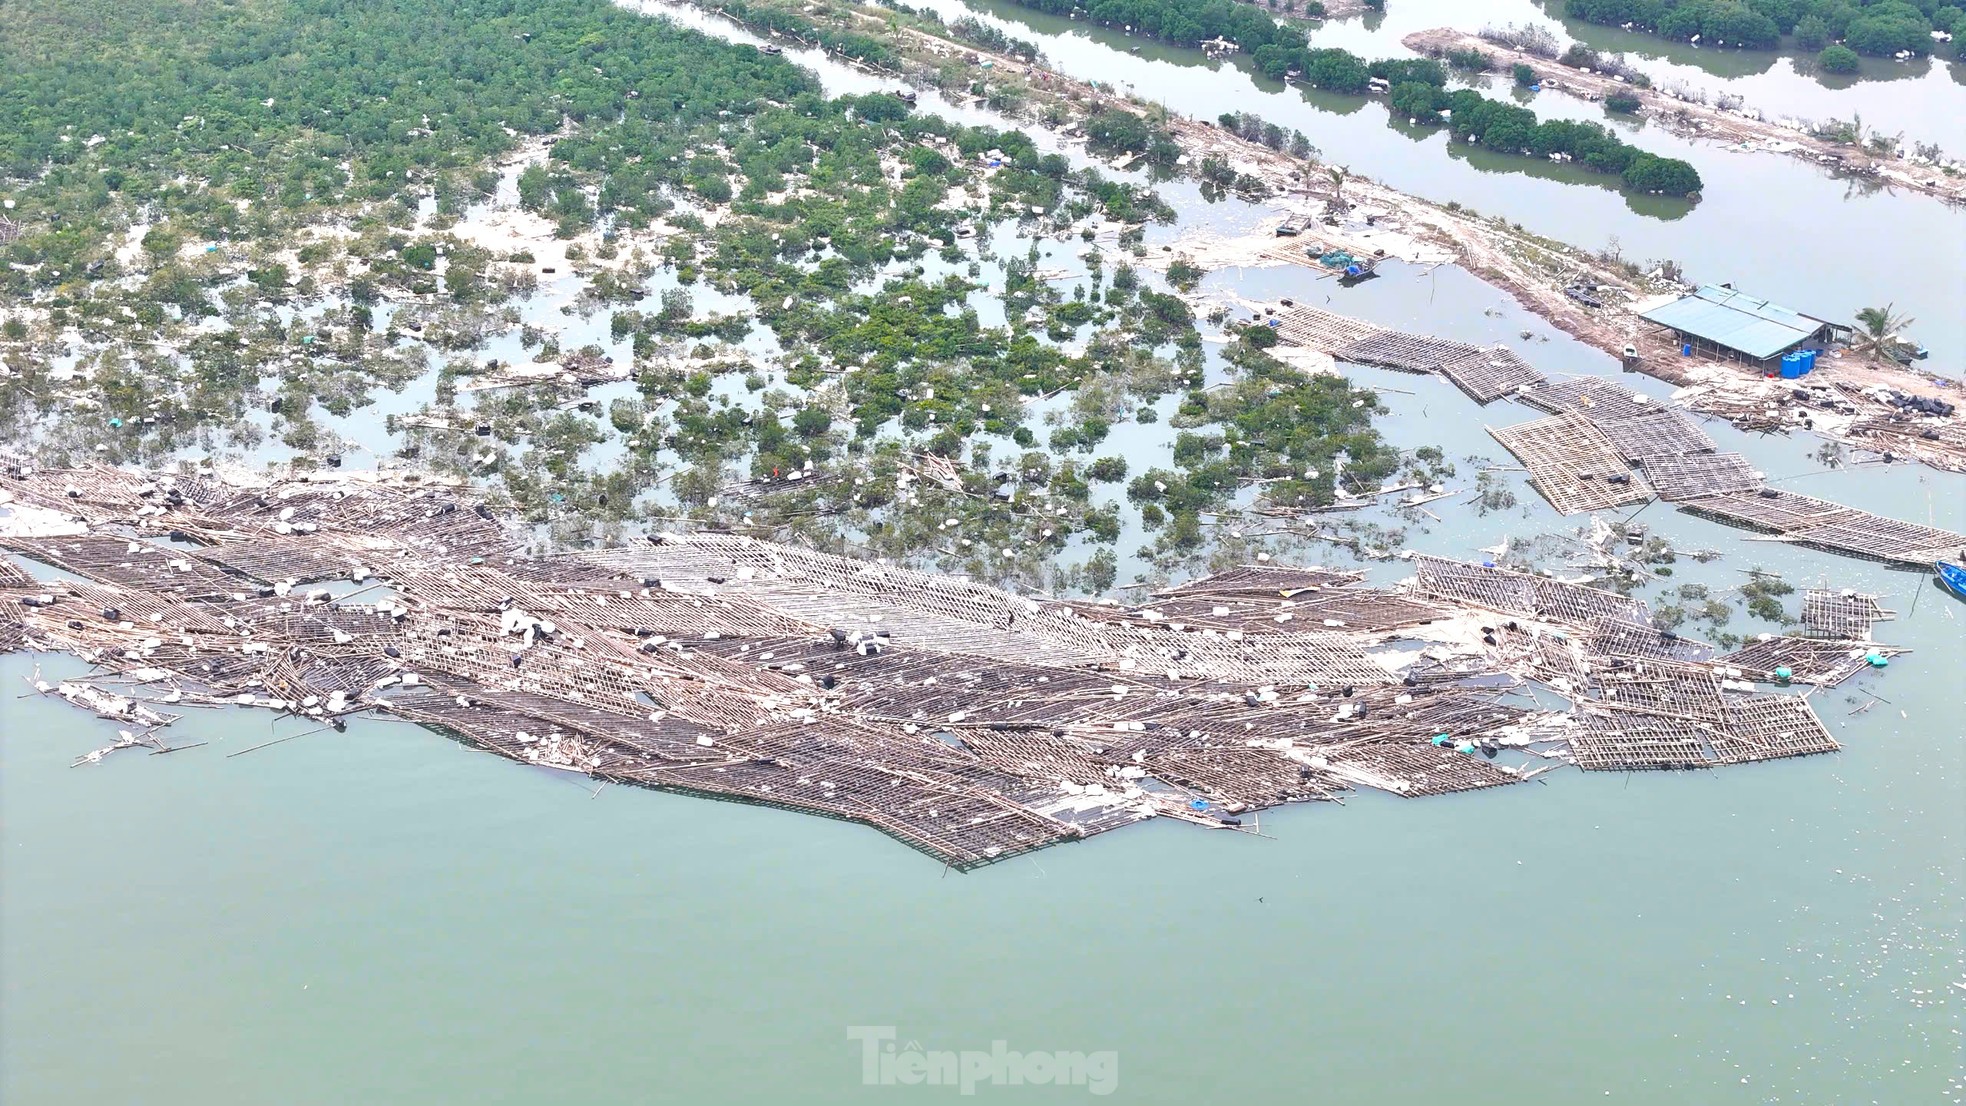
[1404,28,1966,207]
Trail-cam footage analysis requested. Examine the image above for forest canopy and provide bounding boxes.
[1563,0,1965,59]
[0,0,816,277]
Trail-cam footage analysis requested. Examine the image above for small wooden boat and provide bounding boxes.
[1936,560,1966,601]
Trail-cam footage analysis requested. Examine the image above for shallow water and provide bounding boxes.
[7,264,1962,1104]
[4,4,1963,1104]
[5,480,1961,1104]
[932,0,1966,370]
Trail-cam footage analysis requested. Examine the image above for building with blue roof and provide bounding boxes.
[1638,284,1848,369]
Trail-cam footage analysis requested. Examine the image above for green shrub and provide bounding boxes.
[1818,44,1861,73]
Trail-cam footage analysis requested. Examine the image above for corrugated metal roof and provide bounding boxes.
[1638,285,1825,359]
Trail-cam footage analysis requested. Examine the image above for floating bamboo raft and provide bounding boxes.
[0,464,1903,869]
[1798,589,1892,640]
[1718,636,1903,687]
[1639,451,1761,501]
[1488,413,1654,515]
[1269,305,1953,564]
[1516,377,1660,422]
[1272,306,1547,403]
[1436,346,1545,404]
[1592,408,1718,463]
[1680,490,1965,566]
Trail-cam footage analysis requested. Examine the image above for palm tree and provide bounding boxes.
[1326,165,1349,205]
[1850,303,1914,361]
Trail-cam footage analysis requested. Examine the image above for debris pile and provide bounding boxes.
[0,464,1902,869]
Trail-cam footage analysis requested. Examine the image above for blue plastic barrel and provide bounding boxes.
[1779,354,1803,379]
[1681,343,1692,356]
[1800,349,1817,373]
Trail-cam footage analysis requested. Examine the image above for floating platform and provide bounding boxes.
[1334,330,1485,374]
[1436,346,1546,404]
[1488,413,1654,515]
[1719,636,1906,687]
[1639,451,1761,501]
[1591,408,1717,464]
[1799,589,1893,639]
[0,466,1901,869]
[1516,377,1661,422]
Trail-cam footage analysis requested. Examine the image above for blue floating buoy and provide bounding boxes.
[1189,798,1209,812]
[1865,652,1887,668]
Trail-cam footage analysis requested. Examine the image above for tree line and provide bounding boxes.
[1011,0,1325,49]
[1564,0,1964,60]
[997,0,1702,197]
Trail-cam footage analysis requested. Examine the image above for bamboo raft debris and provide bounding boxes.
[1638,451,1762,501]
[1488,413,1654,515]
[1592,408,1718,464]
[1271,305,1547,403]
[1435,346,1546,404]
[0,464,1907,870]
[1798,589,1893,640]
[1718,635,1904,688]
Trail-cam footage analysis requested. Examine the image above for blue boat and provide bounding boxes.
[1937,561,1966,602]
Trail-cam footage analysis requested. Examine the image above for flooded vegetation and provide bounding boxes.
[2,0,1962,1103]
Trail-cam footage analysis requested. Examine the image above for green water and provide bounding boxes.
[5,4,1964,1102]
[4,544,1960,1104]
[5,364,1963,1101]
